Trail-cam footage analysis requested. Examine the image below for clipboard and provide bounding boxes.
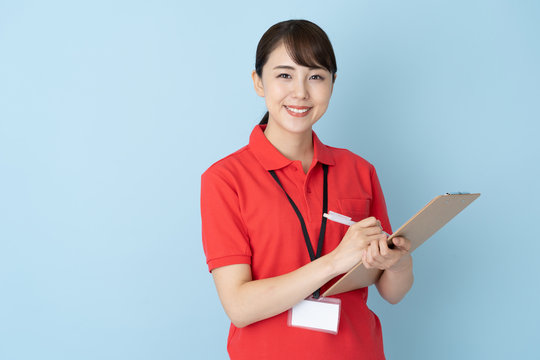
[322,193,481,297]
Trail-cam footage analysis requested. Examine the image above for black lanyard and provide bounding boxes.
[268,164,328,299]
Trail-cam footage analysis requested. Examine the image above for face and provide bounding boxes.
[252,43,335,135]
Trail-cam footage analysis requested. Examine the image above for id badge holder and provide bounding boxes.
[288,296,341,335]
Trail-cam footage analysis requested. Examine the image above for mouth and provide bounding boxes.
[284,105,312,117]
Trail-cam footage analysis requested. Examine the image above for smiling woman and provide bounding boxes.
[201,19,413,360]
[254,20,337,126]
[252,43,334,159]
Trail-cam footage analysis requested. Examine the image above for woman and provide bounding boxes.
[201,19,413,359]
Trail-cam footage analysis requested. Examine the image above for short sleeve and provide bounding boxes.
[200,168,252,272]
[369,166,392,234]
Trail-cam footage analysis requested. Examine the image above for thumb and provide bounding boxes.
[392,236,410,251]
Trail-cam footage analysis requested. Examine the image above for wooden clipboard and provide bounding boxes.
[322,193,481,297]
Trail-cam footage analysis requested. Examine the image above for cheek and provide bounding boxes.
[315,91,332,108]
[310,84,333,104]
[265,86,287,106]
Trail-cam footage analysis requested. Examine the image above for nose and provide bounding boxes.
[292,78,308,99]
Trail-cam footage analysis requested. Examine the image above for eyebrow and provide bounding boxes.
[273,65,325,71]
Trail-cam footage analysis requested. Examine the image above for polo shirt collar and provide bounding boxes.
[249,125,335,171]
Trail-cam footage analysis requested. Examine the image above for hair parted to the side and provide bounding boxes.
[255,20,338,125]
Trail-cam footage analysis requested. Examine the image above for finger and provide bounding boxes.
[369,240,380,263]
[392,237,411,252]
[362,248,375,269]
[355,216,379,228]
[361,249,371,268]
[379,234,390,257]
[364,242,375,268]
[362,226,384,236]
[369,240,388,269]
[367,232,387,244]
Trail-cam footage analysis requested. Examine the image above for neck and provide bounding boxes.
[264,122,314,173]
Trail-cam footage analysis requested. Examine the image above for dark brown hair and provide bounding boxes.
[255,20,337,124]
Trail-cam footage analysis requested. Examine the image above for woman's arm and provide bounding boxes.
[363,236,414,304]
[212,258,334,328]
[375,254,413,304]
[211,217,386,328]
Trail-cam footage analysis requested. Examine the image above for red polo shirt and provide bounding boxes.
[201,125,392,360]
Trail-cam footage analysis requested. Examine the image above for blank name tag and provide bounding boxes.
[288,296,341,334]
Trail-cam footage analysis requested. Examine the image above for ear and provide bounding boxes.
[252,70,265,97]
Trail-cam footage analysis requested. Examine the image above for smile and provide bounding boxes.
[284,105,312,117]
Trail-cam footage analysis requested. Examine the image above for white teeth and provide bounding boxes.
[286,106,310,113]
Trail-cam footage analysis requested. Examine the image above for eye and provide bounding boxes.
[310,74,324,80]
[277,73,292,79]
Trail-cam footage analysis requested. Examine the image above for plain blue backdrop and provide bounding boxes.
[1,1,539,359]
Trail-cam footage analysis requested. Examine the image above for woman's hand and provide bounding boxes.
[362,236,412,273]
[369,236,414,304]
[327,216,387,275]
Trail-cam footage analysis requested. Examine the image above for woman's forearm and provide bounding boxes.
[212,255,339,328]
[375,254,414,304]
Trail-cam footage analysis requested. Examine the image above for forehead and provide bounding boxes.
[265,43,295,66]
[265,43,326,71]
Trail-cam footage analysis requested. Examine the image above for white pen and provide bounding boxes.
[323,211,391,237]
[323,211,356,226]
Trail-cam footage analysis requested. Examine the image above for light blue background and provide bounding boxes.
[1,1,539,359]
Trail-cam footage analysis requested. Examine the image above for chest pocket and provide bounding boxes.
[338,198,371,223]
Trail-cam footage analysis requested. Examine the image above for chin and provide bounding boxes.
[281,120,315,134]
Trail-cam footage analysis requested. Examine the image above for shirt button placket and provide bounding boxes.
[304,172,314,222]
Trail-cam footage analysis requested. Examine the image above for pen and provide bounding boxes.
[323,211,391,237]
[323,211,355,226]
